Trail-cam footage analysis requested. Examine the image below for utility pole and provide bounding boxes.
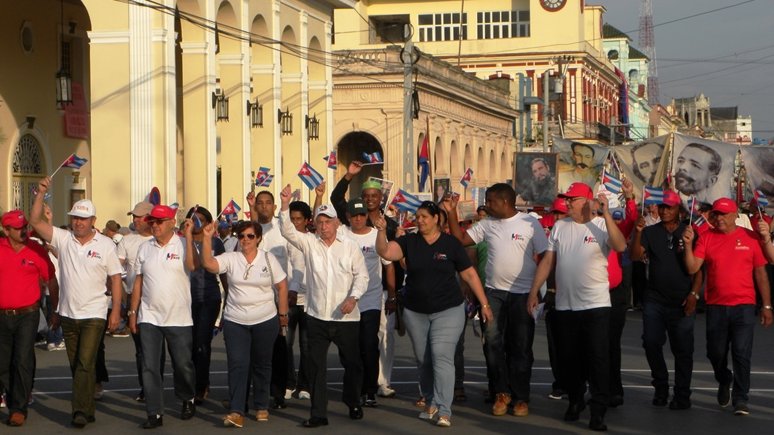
[401,24,416,191]
[542,68,551,152]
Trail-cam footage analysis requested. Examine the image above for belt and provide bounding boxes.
[0,303,40,316]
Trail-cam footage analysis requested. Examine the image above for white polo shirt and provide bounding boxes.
[467,213,549,294]
[261,218,289,274]
[217,250,286,325]
[287,242,307,306]
[50,227,122,320]
[117,233,154,294]
[342,227,390,312]
[134,234,192,327]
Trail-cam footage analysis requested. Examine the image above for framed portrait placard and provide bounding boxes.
[513,152,559,206]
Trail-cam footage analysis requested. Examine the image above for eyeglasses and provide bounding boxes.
[237,233,257,240]
[243,264,254,280]
[147,219,170,226]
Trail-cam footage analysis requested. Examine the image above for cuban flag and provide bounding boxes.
[602,171,622,194]
[62,153,88,169]
[391,189,423,213]
[754,189,769,207]
[145,187,161,206]
[362,151,384,165]
[643,186,664,205]
[255,167,271,187]
[258,174,274,188]
[323,150,337,170]
[418,120,430,191]
[221,199,241,222]
[298,162,324,189]
[460,168,473,188]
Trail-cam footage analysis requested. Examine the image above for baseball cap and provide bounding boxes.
[347,198,367,216]
[314,204,338,219]
[1,210,28,229]
[549,198,569,214]
[104,220,121,233]
[611,208,624,220]
[68,199,96,218]
[661,190,681,207]
[362,180,382,191]
[558,182,593,200]
[218,221,230,230]
[128,201,154,217]
[712,197,738,214]
[146,205,177,220]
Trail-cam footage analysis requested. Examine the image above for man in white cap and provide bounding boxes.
[278,184,369,428]
[116,201,154,402]
[30,177,123,428]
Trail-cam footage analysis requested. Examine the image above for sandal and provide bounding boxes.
[419,406,438,420]
[414,396,426,408]
[436,415,451,427]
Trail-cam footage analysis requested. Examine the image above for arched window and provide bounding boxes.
[607,50,619,60]
[12,134,45,213]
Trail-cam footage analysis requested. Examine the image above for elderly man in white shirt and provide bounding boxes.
[278,184,369,428]
[128,205,197,429]
[30,178,123,428]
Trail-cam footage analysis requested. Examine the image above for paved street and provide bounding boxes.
[10,311,774,434]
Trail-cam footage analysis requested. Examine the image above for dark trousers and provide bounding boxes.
[705,304,756,405]
[359,309,381,396]
[139,323,196,416]
[286,304,309,391]
[632,262,647,308]
[223,317,278,414]
[96,333,109,384]
[306,316,362,419]
[642,300,695,400]
[506,293,535,402]
[270,333,288,400]
[191,299,220,395]
[554,308,610,418]
[131,328,166,392]
[0,309,39,415]
[608,284,629,398]
[61,316,106,418]
[481,289,509,395]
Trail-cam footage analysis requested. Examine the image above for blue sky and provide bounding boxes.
[594,0,774,139]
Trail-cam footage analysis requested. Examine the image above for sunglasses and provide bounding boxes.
[147,219,170,226]
[237,233,257,240]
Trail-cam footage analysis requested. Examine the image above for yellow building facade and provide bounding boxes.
[1,0,353,225]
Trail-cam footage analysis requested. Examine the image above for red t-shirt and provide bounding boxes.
[0,238,53,309]
[694,227,767,306]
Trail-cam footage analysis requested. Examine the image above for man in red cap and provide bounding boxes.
[527,182,627,431]
[683,197,772,416]
[0,210,56,426]
[128,205,197,428]
[630,190,703,410]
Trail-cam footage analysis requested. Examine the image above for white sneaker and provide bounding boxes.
[47,342,66,351]
[1,393,6,407]
[298,390,310,400]
[284,389,293,400]
[378,385,396,398]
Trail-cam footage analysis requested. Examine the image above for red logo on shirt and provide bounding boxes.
[583,236,597,244]
[511,233,524,241]
[87,250,102,259]
[166,253,181,260]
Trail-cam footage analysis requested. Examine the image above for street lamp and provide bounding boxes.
[278,107,292,135]
[246,98,263,128]
[55,0,72,106]
[212,79,229,122]
[305,114,319,140]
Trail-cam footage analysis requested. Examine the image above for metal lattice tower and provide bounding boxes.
[639,0,659,105]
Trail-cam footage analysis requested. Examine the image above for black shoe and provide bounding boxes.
[548,388,566,400]
[349,406,364,420]
[272,397,287,409]
[302,417,329,428]
[71,412,89,428]
[652,395,668,407]
[564,401,586,422]
[181,400,196,420]
[141,415,163,429]
[733,403,749,416]
[669,398,691,410]
[608,395,623,408]
[589,415,608,431]
[135,391,145,402]
[363,394,378,408]
[717,383,731,407]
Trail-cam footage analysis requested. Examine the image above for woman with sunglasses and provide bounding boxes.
[199,220,289,428]
[184,206,228,404]
[374,201,493,428]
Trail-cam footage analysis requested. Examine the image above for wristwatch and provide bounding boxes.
[127,310,137,316]
[764,305,773,311]
[689,291,700,300]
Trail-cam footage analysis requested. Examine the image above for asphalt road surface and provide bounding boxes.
[9,311,774,434]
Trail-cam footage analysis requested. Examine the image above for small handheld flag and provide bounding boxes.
[391,189,423,214]
[643,186,664,206]
[362,152,384,165]
[460,168,474,189]
[323,151,337,170]
[258,174,274,188]
[146,187,161,206]
[218,199,242,222]
[754,189,769,208]
[255,167,271,187]
[602,171,622,194]
[298,162,324,189]
[50,153,88,178]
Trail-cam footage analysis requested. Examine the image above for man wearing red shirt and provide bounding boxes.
[0,210,56,426]
[683,198,772,416]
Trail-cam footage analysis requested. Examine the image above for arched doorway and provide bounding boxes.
[11,134,45,214]
[336,131,384,199]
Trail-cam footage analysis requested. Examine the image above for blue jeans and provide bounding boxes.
[642,300,695,400]
[0,308,39,415]
[705,304,756,405]
[403,303,465,418]
[139,324,196,416]
[60,316,106,418]
[223,317,278,413]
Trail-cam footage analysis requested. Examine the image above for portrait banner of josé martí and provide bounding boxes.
[740,146,774,202]
[514,152,558,206]
[554,136,610,192]
[611,134,669,200]
[671,133,737,205]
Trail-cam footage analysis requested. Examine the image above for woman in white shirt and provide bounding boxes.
[200,221,289,428]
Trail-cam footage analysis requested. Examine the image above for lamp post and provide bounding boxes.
[55,0,72,106]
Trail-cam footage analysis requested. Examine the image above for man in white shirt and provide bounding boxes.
[446,183,549,418]
[116,201,155,402]
[128,205,197,429]
[286,200,313,399]
[30,178,123,428]
[527,182,627,432]
[278,185,369,428]
[218,221,238,252]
